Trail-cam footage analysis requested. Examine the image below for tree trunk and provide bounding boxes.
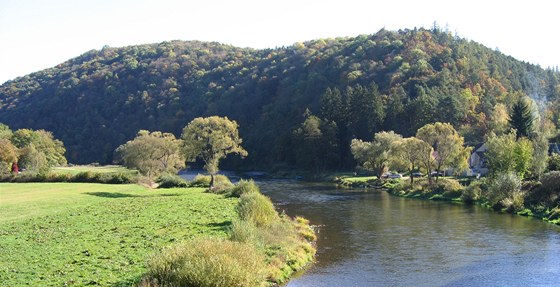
[210,173,215,189]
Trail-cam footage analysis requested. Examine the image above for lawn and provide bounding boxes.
[0,183,237,286]
[52,165,136,175]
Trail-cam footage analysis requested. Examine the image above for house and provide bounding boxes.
[469,143,489,176]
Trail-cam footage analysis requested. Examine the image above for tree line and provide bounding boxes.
[0,123,66,174]
[1,28,559,170]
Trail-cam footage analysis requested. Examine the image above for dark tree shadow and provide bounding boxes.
[207,220,232,232]
[85,192,141,198]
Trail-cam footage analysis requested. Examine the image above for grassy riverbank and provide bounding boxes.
[0,183,237,286]
[0,180,316,286]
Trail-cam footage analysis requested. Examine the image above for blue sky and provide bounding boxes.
[1,0,559,84]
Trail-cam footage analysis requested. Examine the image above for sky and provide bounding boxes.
[1,0,559,84]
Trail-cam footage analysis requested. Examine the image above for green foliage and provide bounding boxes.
[189,174,231,188]
[236,192,278,227]
[391,136,434,183]
[461,180,484,204]
[227,179,260,197]
[145,238,267,287]
[527,171,560,206]
[509,97,535,139]
[116,130,184,180]
[0,169,137,184]
[416,122,471,177]
[157,174,188,188]
[485,132,534,178]
[548,153,560,171]
[1,30,558,170]
[350,131,402,177]
[181,116,247,185]
[0,138,17,174]
[292,113,339,172]
[487,172,523,209]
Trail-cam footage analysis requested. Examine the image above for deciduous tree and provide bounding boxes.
[391,137,432,184]
[116,130,185,181]
[0,138,18,174]
[416,122,471,180]
[350,131,402,178]
[181,116,247,187]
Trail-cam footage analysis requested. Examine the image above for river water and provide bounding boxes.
[256,180,560,287]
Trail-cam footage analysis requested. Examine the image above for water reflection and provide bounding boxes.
[257,180,560,287]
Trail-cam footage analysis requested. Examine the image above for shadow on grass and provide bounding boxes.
[207,220,232,232]
[85,192,141,198]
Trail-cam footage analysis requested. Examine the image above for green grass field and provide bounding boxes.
[53,165,136,175]
[0,183,237,286]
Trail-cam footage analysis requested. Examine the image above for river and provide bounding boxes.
[256,180,560,287]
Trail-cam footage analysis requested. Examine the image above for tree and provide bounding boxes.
[18,144,48,174]
[350,131,402,178]
[0,123,12,140]
[116,130,185,181]
[416,122,471,181]
[391,137,433,184]
[488,103,510,135]
[181,116,247,187]
[485,132,534,178]
[292,113,339,172]
[0,138,18,174]
[509,97,534,139]
[531,131,549,179]
[10,128,67,172]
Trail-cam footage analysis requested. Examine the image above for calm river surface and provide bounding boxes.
[257,180,560,287]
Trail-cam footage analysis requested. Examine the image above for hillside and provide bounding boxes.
[1,28,559,169]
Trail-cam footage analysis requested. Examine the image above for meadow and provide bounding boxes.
[0,182,237,286]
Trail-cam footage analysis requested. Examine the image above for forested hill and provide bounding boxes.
[1,28,559,169]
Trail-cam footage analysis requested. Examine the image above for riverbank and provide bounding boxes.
[0,181,316,286]
[382,177,560,226]
[0,183,237,286]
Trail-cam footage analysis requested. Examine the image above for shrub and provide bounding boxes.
[229,219,263,247]
[237,192,277,227]
[435,178,464,198]
[487,172,522,209]
[501,191,526,213]
[227,179,259,197]
[461,180,483,204]
[527,171,560,206]
[189,174,232,190]
[157,174,188,188]
[548,153,560,171]
[145,238,267,287]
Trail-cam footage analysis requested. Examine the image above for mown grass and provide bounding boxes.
[53,165,137,175]
[0,183,237,286]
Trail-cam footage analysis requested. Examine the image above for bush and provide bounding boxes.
[487,172,522,209]
[157,174,188,188]
[189,174,232,191]
[527,171,560,206]
[435,178,464,198]
[237,192,278,228]
[501,191,526,213]
[461,180,483,204]
[145,238,267,287]
[229,219,263,247]
[548,153,560,171]
[227,179,259,197]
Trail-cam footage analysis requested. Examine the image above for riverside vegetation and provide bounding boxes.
[0,177,316,286]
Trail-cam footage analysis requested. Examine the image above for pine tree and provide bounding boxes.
[509,97,534,139]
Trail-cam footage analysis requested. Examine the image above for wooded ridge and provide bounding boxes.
[1,27,559,169]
